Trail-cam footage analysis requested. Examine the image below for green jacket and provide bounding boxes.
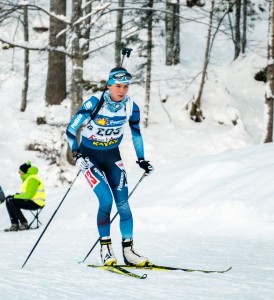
[14,166,42,201]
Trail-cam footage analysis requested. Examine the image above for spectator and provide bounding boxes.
[4,161,46,232]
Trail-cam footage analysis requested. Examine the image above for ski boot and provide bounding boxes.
[19,222,29,231]
[4,223,19,232]
[100,237,117,266]
[122,239,149,266]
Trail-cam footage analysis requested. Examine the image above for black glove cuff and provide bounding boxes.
[136,158,144,164]
[72,150,80,158]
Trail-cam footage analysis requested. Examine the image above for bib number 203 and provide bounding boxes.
[97,127,121,136]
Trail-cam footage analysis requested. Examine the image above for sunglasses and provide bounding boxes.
[112,72,132,81]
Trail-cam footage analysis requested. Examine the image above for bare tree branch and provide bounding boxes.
[0,36,73,57]
[0,1,71,24]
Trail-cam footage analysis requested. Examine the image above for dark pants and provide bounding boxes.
[5,198,41,224]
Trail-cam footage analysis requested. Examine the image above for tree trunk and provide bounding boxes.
[83,0,92,60]
[45,0,66,106]
[173,1,180,65]
[143,0,153,128]
[165,0,180,65]
[234,0,241,60]
[165,0,173,66]
[67,0,84,164]
[264,1,274,143]
[21,6,29,112]
[190,0,215,122]
[71,0,83,117]
[115,0,124,67]
[242,0,247,54]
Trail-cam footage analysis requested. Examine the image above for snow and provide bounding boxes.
[0,2,273,299]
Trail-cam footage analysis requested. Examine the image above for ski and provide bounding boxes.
[115,263,232,274]
[87,264,147,279]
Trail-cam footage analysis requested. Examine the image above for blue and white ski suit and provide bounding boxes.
[66,91,145,239]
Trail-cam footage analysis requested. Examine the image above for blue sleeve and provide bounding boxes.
[66,96,99,152]
[129,101,145,160]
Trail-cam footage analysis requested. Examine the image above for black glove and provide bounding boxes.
[72,150,82,160]
[5,195,14,202]
[136,159,154,175]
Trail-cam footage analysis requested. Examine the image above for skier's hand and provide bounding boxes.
[73,151,89,172]
[136,159,154,175]
[5,195,14,202]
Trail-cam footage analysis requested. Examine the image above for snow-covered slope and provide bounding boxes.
[0,142,274,299]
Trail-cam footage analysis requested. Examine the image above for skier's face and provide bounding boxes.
[108,83,129,101]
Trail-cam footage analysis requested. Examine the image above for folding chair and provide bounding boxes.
[28,208,43,229]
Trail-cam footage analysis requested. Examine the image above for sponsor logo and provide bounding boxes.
[96,118,108,126]
[84,169,99,188]
[117,172,124,191]
[94,118,126,126]
[71,114,82,128]
[109,119,125,126]
[84,101,93,109]
[115,160,124,170]
[86,124,93,130]
[92,139,118,147]
[103,254,111,263]
[89,134,99,140]
[93,167,108,184]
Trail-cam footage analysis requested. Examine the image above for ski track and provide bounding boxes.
[0,227,273,300]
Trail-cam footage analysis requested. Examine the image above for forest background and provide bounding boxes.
[0,0,272,185]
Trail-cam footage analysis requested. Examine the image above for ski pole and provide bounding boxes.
[121,47,133,66]
[22,170,81,268]
[79,172,146,264]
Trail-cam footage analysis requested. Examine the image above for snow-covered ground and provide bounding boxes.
[0,143,274,299]
[0,1,273,299]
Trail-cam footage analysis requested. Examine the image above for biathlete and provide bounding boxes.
[66,67,154,266]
